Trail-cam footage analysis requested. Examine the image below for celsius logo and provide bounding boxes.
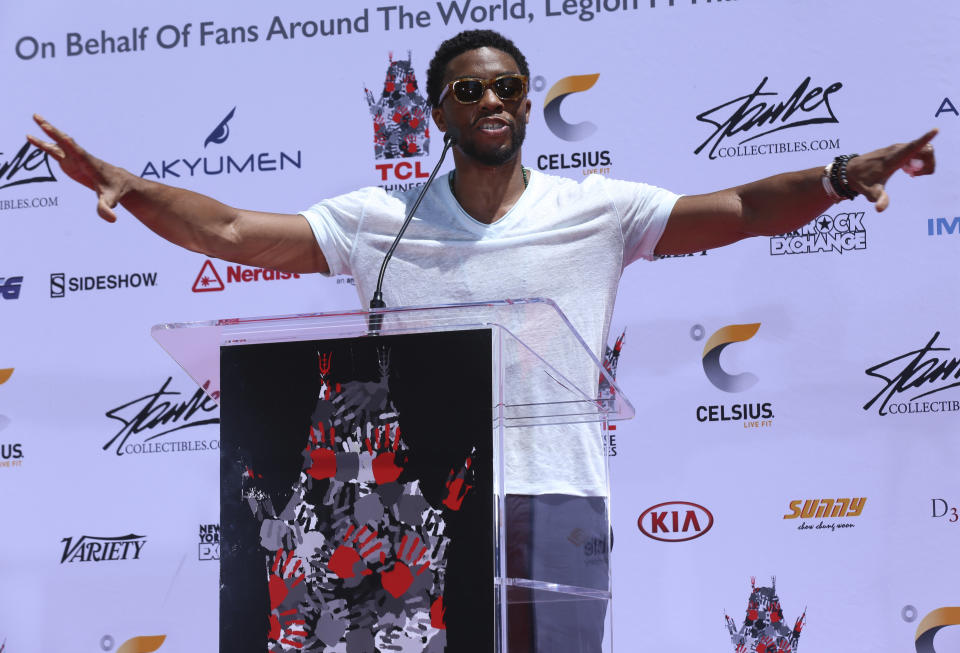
[140,107,302,179]
[771,212,866,255]
[365,52,429,159]
[914,607,960,653]
[99,634,166,653]
[927,216,959,236]
[199,523,220,560]
[702,323,761,392]
[637,501,713,542]
[725,577,805,653]
[0,139,56,190]
[60,533,146,563]
[204,106,235,147]
[0,276,23,299]
[191,259,301,293]
[544,74,599,141]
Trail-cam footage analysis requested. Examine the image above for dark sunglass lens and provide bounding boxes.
[494,77,523,99]
[453,80,483,103]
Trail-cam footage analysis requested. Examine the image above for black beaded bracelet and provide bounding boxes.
[829,154,860,200]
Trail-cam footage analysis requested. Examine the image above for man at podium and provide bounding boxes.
[29,28,934,653]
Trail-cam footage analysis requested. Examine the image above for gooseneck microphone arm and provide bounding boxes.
[368,132,456,331]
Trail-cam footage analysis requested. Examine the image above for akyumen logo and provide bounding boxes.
[915,607,960,653]
[544,74,600,141]
[702,323,761,393]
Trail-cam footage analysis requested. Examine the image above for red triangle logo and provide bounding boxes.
[192,260,225,293]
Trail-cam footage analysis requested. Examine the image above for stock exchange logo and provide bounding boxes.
[783,497,866,533]
[927,216,960,237]
[694,323,774,426]
[191,259,302,293]
[725,577,806,653]
[199,523,220,560]
[60,533,146,563]
[771,212,867,255]
[695,76,842,160]
[50,271,158,297]
[915,608,960,653]
[365,52,429,160]
[863,332,960,417]
[637,501,713,542]
[140,107,302,179]
[0,276,23,299]
[544,74,599,141]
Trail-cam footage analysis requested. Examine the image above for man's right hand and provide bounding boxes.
[27,114,128,222]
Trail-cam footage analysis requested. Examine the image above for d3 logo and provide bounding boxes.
[544,74,600,141]
[916,608,960,653]
[0,276,22,300]
[702,323,761,393]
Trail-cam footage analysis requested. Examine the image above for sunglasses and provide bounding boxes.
[438,74,528,105]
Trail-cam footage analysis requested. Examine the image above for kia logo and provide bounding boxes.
[637,501,714,542]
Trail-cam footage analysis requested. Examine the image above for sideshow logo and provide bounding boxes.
[771,212,866,255]
[99,635,166,653]
[50,271,158,297]
[0,276,23,299]
[783,497,866,532]
[932,498,959,524]
[927,216,960,237]
[907,607,960,653]
[693,323,775,426]
[103,377,219,456]
[191,259,301,293]
[535,73,613,176]
[59,533,146,563]
[0,139,56,190]
[637,501,713,542]
[199,523,220,560]
[695,76,842,160]
[863,332,960,416]
[935,97,958,118]
[140,107,301,179]
[725,577,805,653]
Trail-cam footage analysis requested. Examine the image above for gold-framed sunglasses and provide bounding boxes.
[438,74,529,105]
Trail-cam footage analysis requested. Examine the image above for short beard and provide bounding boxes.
[452,118,526,166]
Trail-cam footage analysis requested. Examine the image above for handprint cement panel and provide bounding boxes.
[365,53,431,159]
[220,330,494,653]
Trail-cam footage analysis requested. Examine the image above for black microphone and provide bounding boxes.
[368,132,457,333]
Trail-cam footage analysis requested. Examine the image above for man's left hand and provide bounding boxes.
[847,128,937,212]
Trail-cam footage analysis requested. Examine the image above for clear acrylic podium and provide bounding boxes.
[153,298,634,653]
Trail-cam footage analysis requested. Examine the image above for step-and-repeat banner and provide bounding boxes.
[1,0,958,651]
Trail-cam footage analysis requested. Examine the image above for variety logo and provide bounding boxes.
[103,377,220,456]
[140,107,302,179]
[725,577,805,653]
[927,216,960,237]
[59,533,146,563]
[0,276,22,299]
[915,607,960,653]
[863,332,960,416]
[932,498,958,524]
[771,212,867,255]
[50,271,158,298]
[199,523,220,560]
[637,501,713,542]
[535,73,612,176]
[695,323,775,427]
[935,97,958,118]
[783,497,866,533]
[191,259,301,293]
[99,634,167,653]
[695,76,842,160]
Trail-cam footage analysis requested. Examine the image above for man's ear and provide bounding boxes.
[432,106,447,133]
[523,97,531,124]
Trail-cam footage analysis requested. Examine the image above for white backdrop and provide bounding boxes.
[1,1,958,651]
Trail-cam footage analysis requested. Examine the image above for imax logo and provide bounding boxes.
[927,216,960,236]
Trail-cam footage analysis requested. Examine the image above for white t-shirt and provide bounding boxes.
[300,170,679,495]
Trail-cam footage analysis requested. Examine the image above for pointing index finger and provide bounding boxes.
[896,128,938,163]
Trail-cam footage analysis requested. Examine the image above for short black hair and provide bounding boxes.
[426,30,530,107]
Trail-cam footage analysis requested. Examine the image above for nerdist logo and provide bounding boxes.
[59,533,146,563]
[103,377,219,456]
[365,52,432,191]
[771,212,867,255]
[199,523,220,560]
[50,271,158,298]
[693,323,775,427]
[783,497,866,533]
[191,259,301,293]
[0,276,23,299]
[0,137,60,212]
[695,76,842,160]
[535,73,612,177]
[863,332,960,416]
[637,501,713,542]
[927,216,959,237]
[140,107,302,180]
[725,577,806,653]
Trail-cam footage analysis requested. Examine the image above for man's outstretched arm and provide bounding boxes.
[27,115,328,274]
[654,129,937,256]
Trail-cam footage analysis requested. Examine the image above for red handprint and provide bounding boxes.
[328,524,385,579]
[775,637,792,653]
[380,532,431,599]
[367,423,404,484]
[267,549,307,649]
[755,635,775,653]
[442,451,475,511]
[306,423,337,480]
